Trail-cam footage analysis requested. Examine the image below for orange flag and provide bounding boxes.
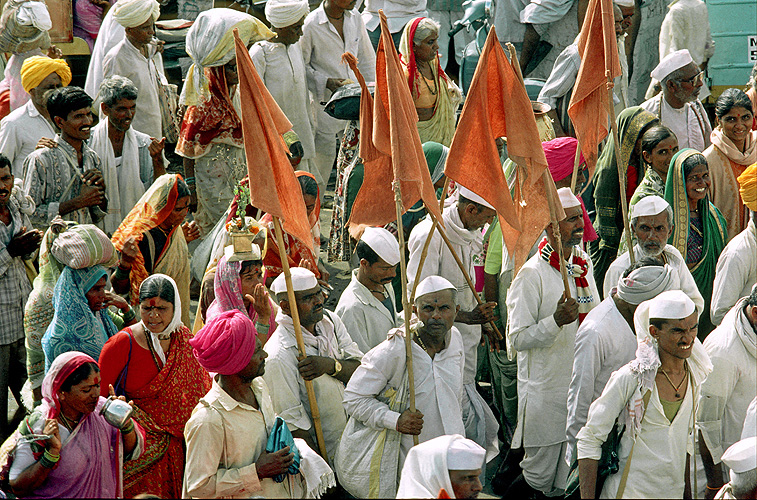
[347,11,443,228]
[568,0,622,178]
[445,27,560,270]
[232,29,311,246]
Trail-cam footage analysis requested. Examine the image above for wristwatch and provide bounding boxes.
[331,359,343,377]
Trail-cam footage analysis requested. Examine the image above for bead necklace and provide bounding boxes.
[660,361,688,398]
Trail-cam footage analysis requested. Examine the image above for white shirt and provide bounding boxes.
[640,93,712,151]
[698,298,757,463]
[362,0,427,33]
[506,247,599,448]
[335,269,401,353]
[0,100,56,177]
[300,6,376,137]
[566,295,637,464]
[659,0,715,66]
[711,221,756,326]
[250,41,316,161]
[102,38,165,139]
[263,310,363,463]
[604,244,705,314]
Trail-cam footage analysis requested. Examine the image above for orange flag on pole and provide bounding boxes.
[568,0,622,178]
[346,11,443,228]
[445,27,560,270]
[232,29,311,246]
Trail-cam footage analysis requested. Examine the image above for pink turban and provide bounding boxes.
[190,309,257,375]
[542,137,598,242]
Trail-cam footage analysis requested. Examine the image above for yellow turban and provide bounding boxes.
[738,163,757,211]
[20,56,72,93]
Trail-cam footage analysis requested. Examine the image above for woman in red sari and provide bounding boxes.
[98,274,211,498]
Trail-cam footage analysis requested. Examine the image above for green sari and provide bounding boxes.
[664,149,727,339]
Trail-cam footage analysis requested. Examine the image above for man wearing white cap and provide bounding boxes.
[102,0,164,139]
[697,284,757,498]
[335,227,401,353]
[604,195,704,311]
[250,0,314,172]
[407,185,499,461]
[263,267,363,463]
[577,290,712,498]
[337,275,466,497]
[640,49,712,151]
[714,437,757,499]
[396,434,486,499]
[566,260,676,466]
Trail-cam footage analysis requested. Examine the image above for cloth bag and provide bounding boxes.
[157,80,179,143]
[266,416,301,483]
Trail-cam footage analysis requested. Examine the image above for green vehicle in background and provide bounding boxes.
[705,0,757,101]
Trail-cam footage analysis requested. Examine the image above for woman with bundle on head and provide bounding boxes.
[98,274,211,498]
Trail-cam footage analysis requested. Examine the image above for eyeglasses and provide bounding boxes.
[678,71,704,86]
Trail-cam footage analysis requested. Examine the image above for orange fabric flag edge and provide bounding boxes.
[232,29,312,246]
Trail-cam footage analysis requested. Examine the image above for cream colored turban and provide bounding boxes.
[112,0,160,29]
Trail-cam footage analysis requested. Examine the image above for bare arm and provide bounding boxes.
[699,431,724,499]
[578,458,599,499]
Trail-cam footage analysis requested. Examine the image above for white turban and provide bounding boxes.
[112,0,160,29]
[616,264,674,305]
[265,0,309,29]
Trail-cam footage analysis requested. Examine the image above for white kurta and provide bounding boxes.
[263,310,363,464]
[577,364,698,499]
[566,295,637,464]
[711,221,756,326]
[698,298,757,463]
[0,100,55,176]
[659,0,714,67]
[249,40,316,171]
[102,38,165,139]
[335,270,401,353]
[604,244,705,314]
[362,0,427,33]
[506,247,599,449]
[640,93,712,151]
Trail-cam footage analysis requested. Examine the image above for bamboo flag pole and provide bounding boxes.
[570,141,582,193]
[606,73,636,264]
[272,216,329,459]
[392,181,419,446]
[409,177,451,303]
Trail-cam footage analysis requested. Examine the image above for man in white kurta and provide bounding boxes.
[406,186,499,460]
[102,0,164,140]
[250,0,315,173]
[566,263,676,465]
[604,196,705,312]
[337,276,466,498]
[640,49,712,151]
[300,2,375,194]
[263,268,363,465]
[506,188,599,496]
[658,0,714,76]
[335,227,401,353]
[711,215,756,326]
[697,292,757,496]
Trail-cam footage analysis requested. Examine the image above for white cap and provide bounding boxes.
[264,0,309,28]
[557,187,581,209]
[648,290,696,320]
[614,0,634,7]
[722,437,757,474]
[416,276,456,299]
[631,195,670,219]
[447,438,486,470]
[458,186,495,210]
[651,49,694,82]
[270,267,318,295]
[361,227,401,266]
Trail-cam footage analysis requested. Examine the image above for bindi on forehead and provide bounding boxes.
[149,298,157,307]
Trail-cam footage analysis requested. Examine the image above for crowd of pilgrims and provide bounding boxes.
[0,0,754,497]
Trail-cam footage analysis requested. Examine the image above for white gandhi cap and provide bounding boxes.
[722,437,757,474]
[648,290,696,319]
[631,195,670,219]
[360,227,401,266]
[557,187,581,209]
[458,186,495,210]
[270,267,318,295]
[651,49,694,82]
[415,276,456,299]
[447,438,486,470]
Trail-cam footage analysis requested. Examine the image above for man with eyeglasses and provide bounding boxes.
[641,49,712,151]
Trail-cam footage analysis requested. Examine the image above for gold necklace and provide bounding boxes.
[420,62,438,95]
[660,362,688,398]
[59,412,79,432]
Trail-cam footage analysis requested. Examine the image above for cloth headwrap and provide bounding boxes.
[738,163,757,212]
[422,141,448,184]
[631,194,670,219]
[16,1,52,30]
[264,0,309,29]
[557,187,581,209]
[416,275,456,300]
[41,351,97,419]
[396,434,465,498]
[139,274,183,365]
[20,56,72,93]
[616,264,674,305]
[180,8,273,106]
[271,266,318,295]
[112,0,159,28]
[447,438,486,470]
[399,17,449,100]
[360,227,401,266]
[459,185,494,210]
[538,237,595,323]
[191,309,257,375]
[651,49,694,82]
